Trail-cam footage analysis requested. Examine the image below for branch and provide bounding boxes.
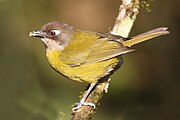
[72,0,140,119]
[111,0,139,37]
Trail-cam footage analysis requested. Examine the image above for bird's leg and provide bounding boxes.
[72,83,96,112]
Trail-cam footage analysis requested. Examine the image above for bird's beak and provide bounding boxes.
[29,29,46,38]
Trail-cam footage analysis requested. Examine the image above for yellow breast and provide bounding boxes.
[46,50,119,83]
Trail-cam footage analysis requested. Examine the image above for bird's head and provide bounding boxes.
[29,21,74,50]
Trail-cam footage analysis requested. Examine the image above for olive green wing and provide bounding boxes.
[60,31,134,66]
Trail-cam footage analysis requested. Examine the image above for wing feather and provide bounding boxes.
[60,31,133,66]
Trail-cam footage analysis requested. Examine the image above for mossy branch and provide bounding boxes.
[71,0,140,119]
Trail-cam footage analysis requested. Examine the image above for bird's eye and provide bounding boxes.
[48,30,61,37]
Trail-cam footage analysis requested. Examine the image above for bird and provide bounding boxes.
[29,21,169,111]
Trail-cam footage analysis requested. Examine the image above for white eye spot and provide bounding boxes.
[49,30,61,37]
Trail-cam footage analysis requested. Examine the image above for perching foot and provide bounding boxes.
[72,101,96,112]
[72,83,96,112]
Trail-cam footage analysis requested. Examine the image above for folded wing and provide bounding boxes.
[60,31,133,66]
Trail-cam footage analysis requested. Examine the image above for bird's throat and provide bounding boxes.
[41,38,64,50]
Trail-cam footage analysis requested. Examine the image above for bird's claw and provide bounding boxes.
[72,102,96,112]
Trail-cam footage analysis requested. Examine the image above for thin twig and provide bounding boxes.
[71,0,140,119]
[111,0,139,37]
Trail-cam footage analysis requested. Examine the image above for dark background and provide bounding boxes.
[0,0,179,120]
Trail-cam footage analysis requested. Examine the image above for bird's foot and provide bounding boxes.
[72,102,96,112]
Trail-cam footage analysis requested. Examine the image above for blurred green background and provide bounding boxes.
[0,0,179,120]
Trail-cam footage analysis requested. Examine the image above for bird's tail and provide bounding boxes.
[121,27,169,47]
